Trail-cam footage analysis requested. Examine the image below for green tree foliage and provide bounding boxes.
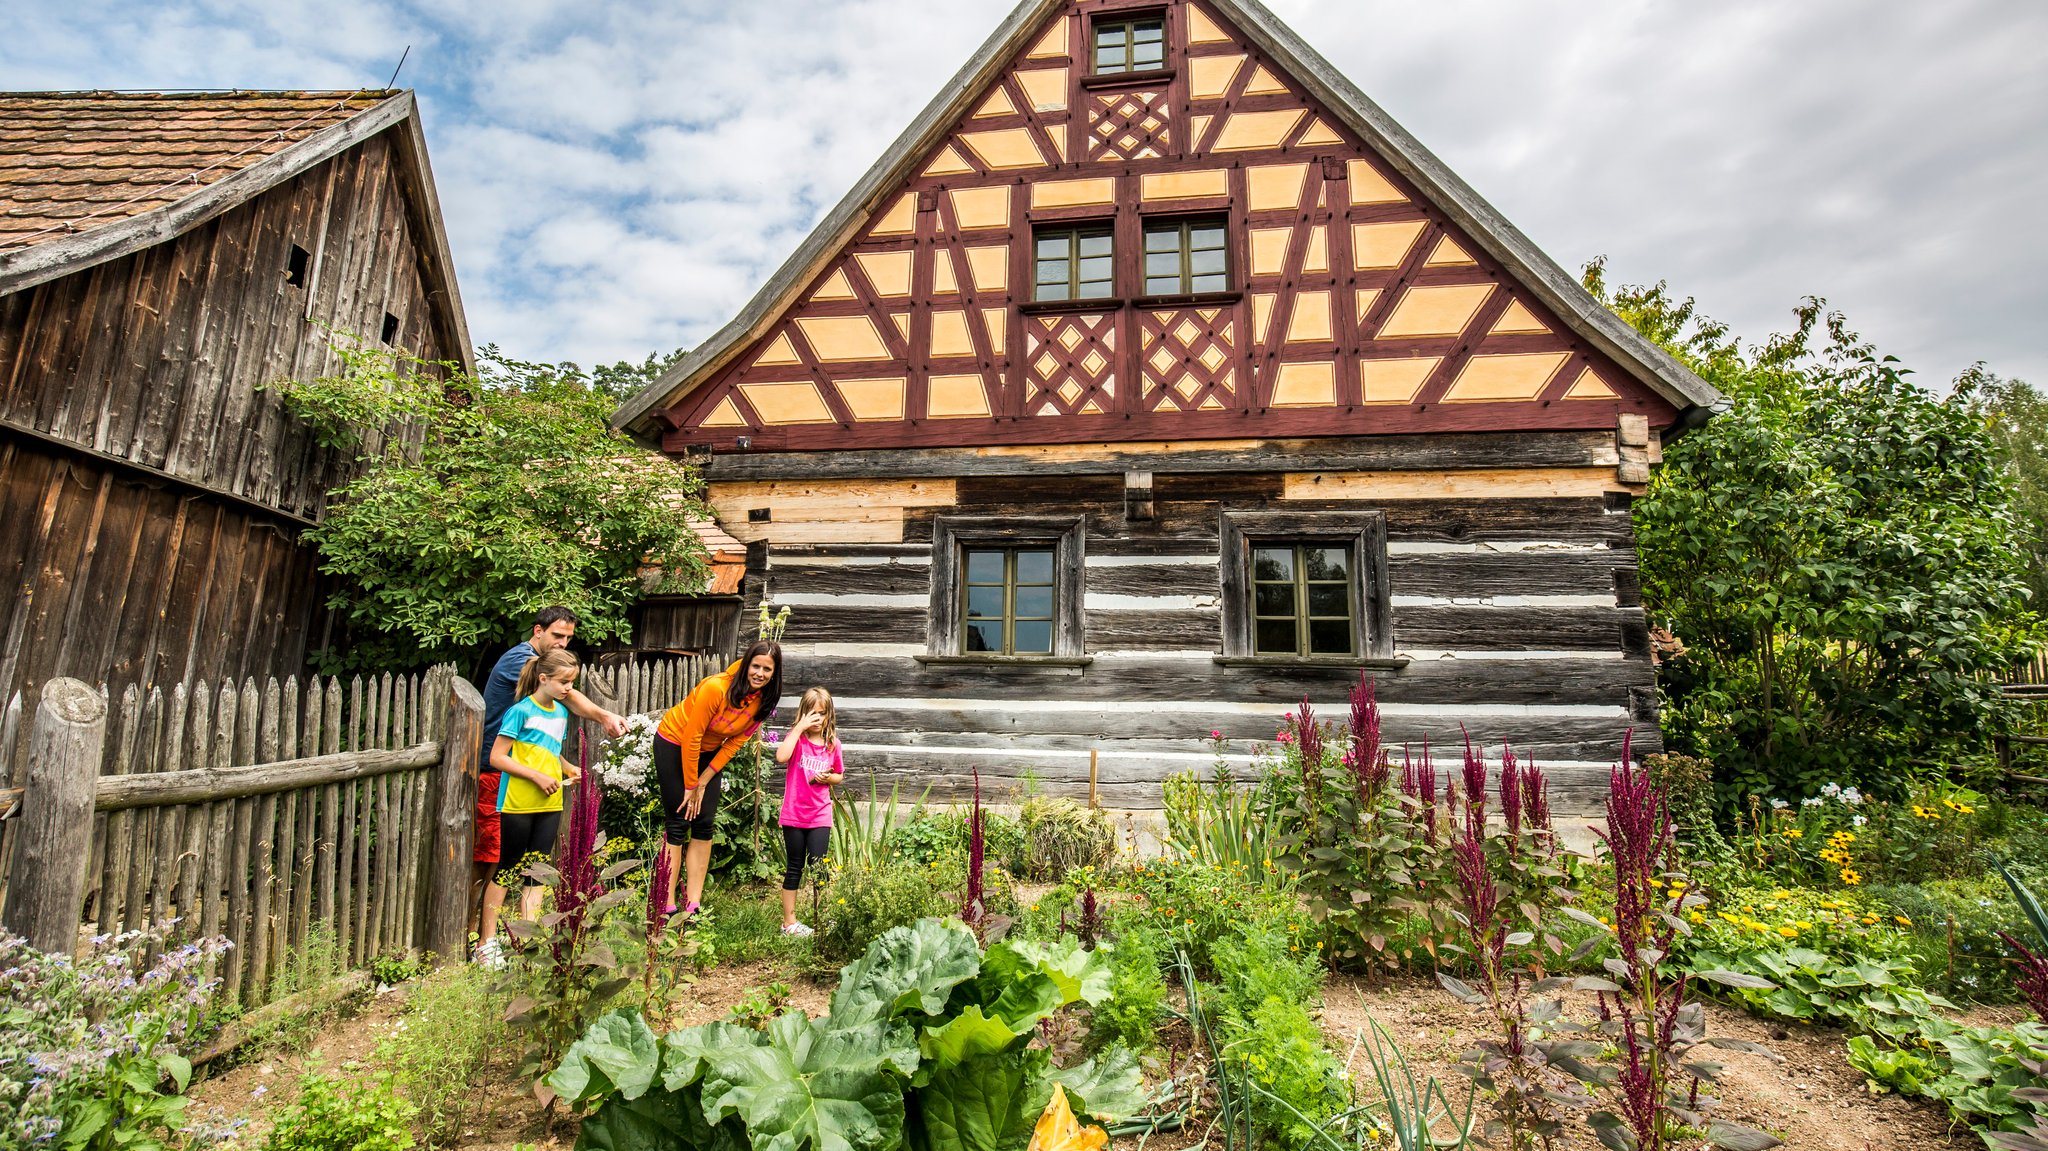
[269,340,709,672]
[1583,260,2041,801]
[1965,367,2048,605]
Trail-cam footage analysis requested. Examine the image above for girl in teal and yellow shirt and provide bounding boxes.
[478,647,583,953]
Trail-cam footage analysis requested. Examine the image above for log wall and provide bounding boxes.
[712,438,1659,814]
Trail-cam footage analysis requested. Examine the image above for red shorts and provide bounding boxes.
[474,771,502,864]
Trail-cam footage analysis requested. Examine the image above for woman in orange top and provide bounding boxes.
[654,639,782,915]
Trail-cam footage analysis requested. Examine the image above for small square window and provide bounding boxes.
[1034,226,1115,302]
[963,546,1058,655]
[929,516,1086,660]
[1221,511,1392,661]
[1143,217,1230,296]
[1094,16,1165,75]
[1250,543,1357,656]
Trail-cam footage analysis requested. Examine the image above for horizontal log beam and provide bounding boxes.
[94,742,441,811]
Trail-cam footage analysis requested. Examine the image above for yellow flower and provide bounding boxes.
[1913,805,1939,820]
[1778,926,1799,938]
[1840,869,1862,885]
[1688,911,1706,924]
[1862,916,1878,924]
[837,898,847,904]
[1820,900,1841,910]
[1781,828,1804,839]
[1895,915,1913,926]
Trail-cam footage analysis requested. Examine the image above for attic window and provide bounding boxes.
[285,244,309,287]
[380,312,400,345]
[1093,15,1165,75]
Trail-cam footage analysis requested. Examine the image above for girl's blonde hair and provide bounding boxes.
[796,686,837,747]
[516,648,581,701]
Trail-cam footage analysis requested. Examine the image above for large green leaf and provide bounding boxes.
[909,1050,1053,1151]
[1048,1047,1149,1122]
[984,940,1115,1007]
[578,1083,749,1151]
[677,1013,921,1151]
[831,919,985,1028]
[550,1009,661,1107]
[921,1006,1030,1071]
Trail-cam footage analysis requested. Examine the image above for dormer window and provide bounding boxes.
[1093,15,1165,75]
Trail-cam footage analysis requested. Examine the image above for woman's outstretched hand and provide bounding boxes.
[682,783,708,819]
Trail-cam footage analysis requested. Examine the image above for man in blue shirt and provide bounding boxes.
[470,606,627,956]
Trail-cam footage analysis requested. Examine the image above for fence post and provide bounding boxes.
[421,676,483,962]
[3,679,106,953]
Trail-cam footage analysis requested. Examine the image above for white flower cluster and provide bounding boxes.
[594,713,660,800]
[1772,782,1864,811]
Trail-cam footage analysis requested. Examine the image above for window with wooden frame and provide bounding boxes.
[923,516,1088,663]
[1218,510,1397,665]
[1142,216,1230,297]
[1092,14,1166,75]
[1033,225,1115,302]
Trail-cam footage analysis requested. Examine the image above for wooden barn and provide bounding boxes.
[612,0,1725,811]
[0,90,471,707]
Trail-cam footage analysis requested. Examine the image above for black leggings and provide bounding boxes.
[653,736,724,846]
[782,825,830,891]
[495,810,562,887]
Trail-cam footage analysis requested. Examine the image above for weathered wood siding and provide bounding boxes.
[0,128,458,707]
[716,440,1658,814]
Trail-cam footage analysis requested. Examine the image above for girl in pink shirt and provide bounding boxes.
[775,686,844,935]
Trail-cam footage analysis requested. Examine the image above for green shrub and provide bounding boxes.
[1088,925,1168,1054]
[1684,946,1950,1043]
[1864,876,2033,1002]
[818,854,1017,961]
[887,809,1024,868]
[1221,997,1355,1151]
[1210,925,1325,1028]
[1012,797,1116,881]
[262,1068,416,1151]
[377,964,505,1145]
[1105,857,1312,973]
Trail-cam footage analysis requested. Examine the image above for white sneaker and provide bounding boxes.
[781,922,815,937]
[474,937,506,969]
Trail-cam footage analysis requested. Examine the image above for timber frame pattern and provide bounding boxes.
[615,0,1721,452]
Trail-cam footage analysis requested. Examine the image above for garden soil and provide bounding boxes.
[188,958,1988,1151]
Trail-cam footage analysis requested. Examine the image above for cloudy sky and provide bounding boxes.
[6,0,2043,386]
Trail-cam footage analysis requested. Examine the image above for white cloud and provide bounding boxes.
[5,0,2043,384]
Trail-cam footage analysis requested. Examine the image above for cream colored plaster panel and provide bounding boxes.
[1360,357,1441,404]
[870,193,917,236]
[795,316,892,362]
[1252,293,1277,343]
[1187,5,1231,43]
[1345,160,1406,205]
[930,310,977,358]
[1189,53,1245,100]
[966,246,1009,293]
[1032,177,1118,209]
[738,382,834,425]
[1354,288,1382,323]
[1490,299,1549,334]
[755,332,802,367]
[1281,468,1624,501]
[1246,163,1307,211]
[855,251,914,298]
[1270,360,1335,407]
[811,268,856,301]
[1287,291,1333,343]
[974,88,1017,119]
[960,128,1046,170]
[1377,284,1494,339]
[927,374,992,418]
[1190,114,1213,146]
[1212,109,1305,152]
[1425,235,1477,266]
[1298,118,1342,146]
[949,186,1012,230]
[1302,225,1329,273]
[834,377,907,421]
[980,308,1008,355]
[932,249,960,295]
[1250,227,1293,277]
[702,395,749,428]
[1243,65,1289,95]
[1027,18,1069,59]
[890,313,911,341]
[1015,68,1069,112]
[1142,169,1229,201]
[1045,129,1069,164]
[1564,368,1621,400]
[1351,220,1426,269]
[924,146,975,177]
[1442,352,1572,402]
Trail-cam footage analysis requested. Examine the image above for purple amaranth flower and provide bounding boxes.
[1453,817,1504,980]
[558,741,605,921]
[1500,743,1524,841]
[964,768,986,926]
[647,841,675,939]
[1521,758,1552,835]
[1294,697,1324,812]
[1349,674,1389,803]
[1080,887,1101,950]
[1459,729,1488,844]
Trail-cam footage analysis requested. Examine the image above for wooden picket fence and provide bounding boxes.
[0,668,483,1010]
[579,651,732,721]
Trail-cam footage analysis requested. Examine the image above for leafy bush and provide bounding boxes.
[1684,946,1951,1043]
[1012,797,1116,881]
[1087,926,1168,1054]
[261,1067,417,1151]
[1224,997,1355,1151]
[0,926,227,1149]
[1209,926,1325,1028]
[548,920,1148,1151]
[1864,876,2033,1002]
[376,964,506,1145]
[1849,1019,2048,1138]
[887,809,1024,869]
[711,739,786,882]
[698,883,813,966]
[1105,856,1312,974]
[820,853,1017,962]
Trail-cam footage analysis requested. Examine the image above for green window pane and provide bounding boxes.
[1308,619,1352,655]
[1016,550,1055,584]
[1307,583,1349,617]
[965,551,1005,583]
[1252,547,1293,580]
[1305,547,1350,582]
[1255,618,1297,655]
[966,585,1006,619]
[1013,620,1054,654]
[1014,585,1054,619]
[1254,582,1296,617]
[966,620,1003,652]
[1191,224,1226,249]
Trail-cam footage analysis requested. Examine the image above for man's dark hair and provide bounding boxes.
[534,605,580,631]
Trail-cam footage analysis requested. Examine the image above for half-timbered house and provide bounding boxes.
[0,91,470,707]
[614,0,1724,811]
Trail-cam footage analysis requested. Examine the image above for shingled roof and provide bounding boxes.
[0,89,471,364]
